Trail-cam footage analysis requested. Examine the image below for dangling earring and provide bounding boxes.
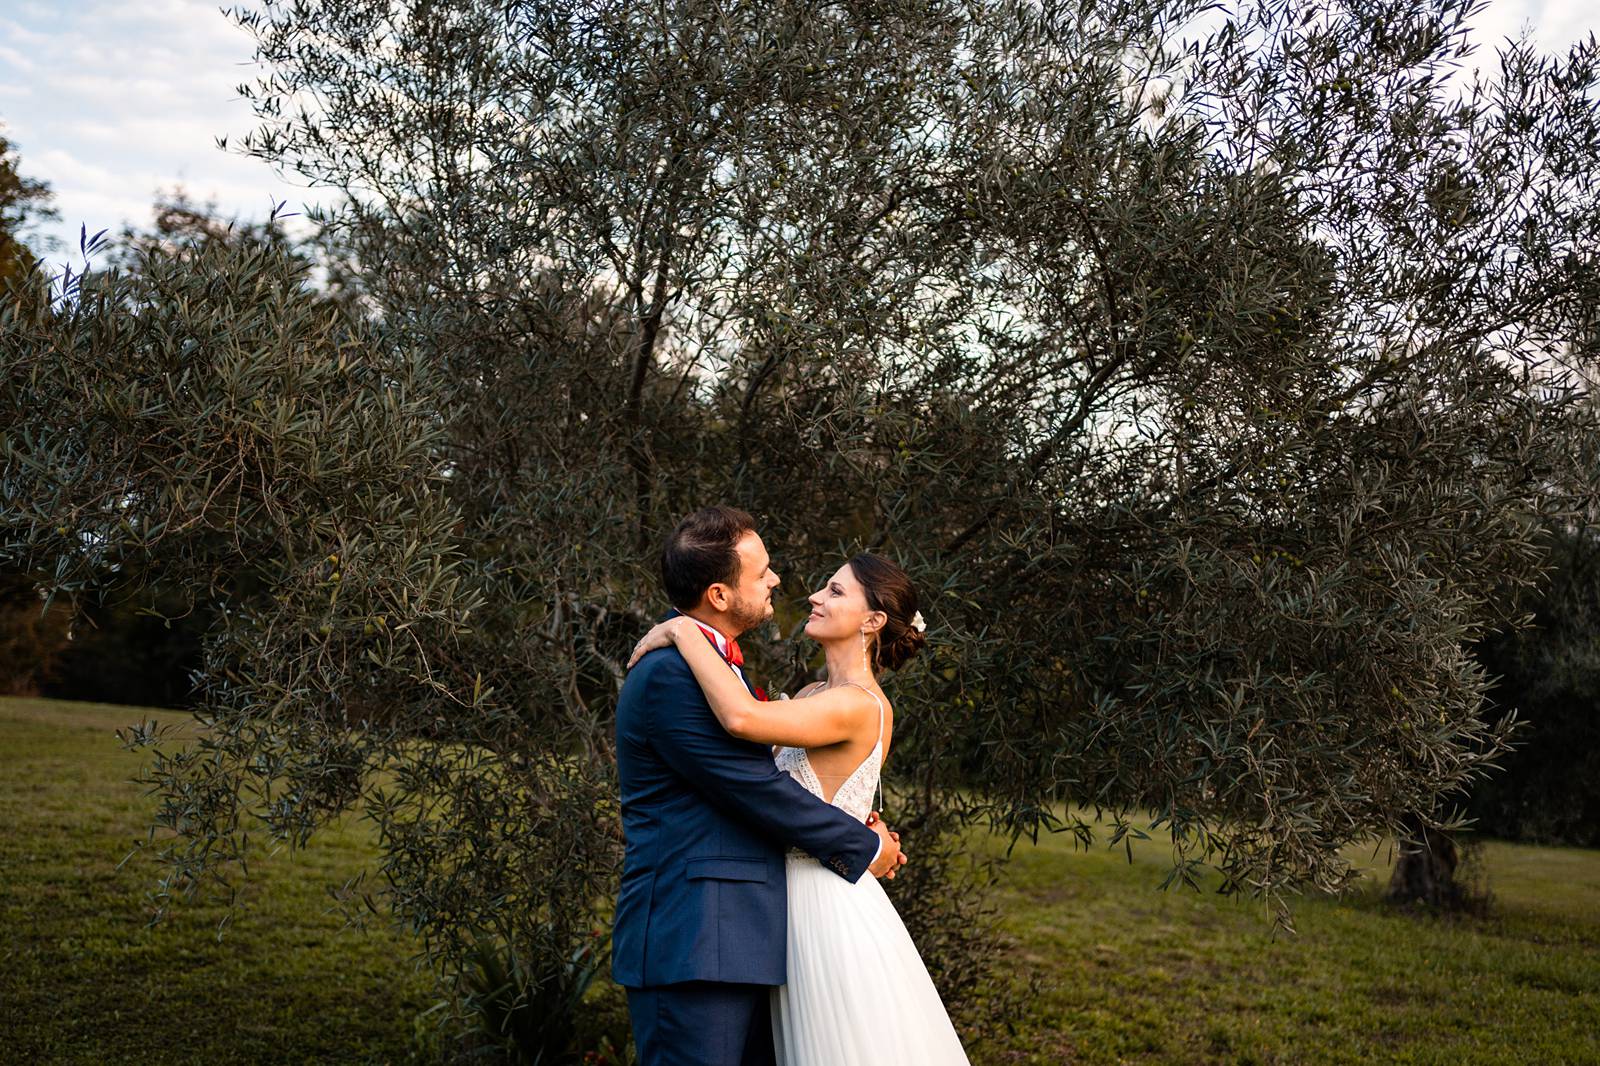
[860,629,870,674]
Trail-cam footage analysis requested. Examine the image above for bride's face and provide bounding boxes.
[803,563,879,642]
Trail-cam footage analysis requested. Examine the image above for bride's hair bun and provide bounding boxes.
[847,553,926,672]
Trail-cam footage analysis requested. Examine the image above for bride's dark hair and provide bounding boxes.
[847,553,926,672]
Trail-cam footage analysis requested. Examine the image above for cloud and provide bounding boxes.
[0,0,327,259]
[1536,0,1595,51]
[0,43,38,75]
[1466,0,1593,60]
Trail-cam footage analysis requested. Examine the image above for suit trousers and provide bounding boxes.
[627,980,778,1066]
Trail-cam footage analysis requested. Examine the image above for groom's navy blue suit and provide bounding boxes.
[613,621,880,1066]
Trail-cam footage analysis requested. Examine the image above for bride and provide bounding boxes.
[628,552,970,1065]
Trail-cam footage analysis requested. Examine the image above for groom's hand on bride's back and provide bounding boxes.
[866,812,909,879]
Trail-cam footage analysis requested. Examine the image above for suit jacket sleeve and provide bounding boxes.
[646,654,879,882]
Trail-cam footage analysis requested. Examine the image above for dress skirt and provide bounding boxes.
[771,853,971,1066]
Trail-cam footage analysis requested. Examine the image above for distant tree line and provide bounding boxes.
[1468,523,1600,847]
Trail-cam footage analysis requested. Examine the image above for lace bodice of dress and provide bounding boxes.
[773,681,884,825]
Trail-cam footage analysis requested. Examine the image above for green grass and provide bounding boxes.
[981,819,1600,1064]
[3,696,1597,1065]
[0,697,436,1064]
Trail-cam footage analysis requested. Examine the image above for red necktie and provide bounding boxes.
[695,623,743,667]
[695,625,762,698]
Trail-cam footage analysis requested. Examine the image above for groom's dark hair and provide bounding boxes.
[661,505,757,611]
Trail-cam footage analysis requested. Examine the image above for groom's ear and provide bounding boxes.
[703,583,730,612]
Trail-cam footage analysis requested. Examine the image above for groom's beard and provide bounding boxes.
[726,591,772,637]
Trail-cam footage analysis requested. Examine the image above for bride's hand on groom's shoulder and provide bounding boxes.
[627,618,684,668]
[866,812,909,879]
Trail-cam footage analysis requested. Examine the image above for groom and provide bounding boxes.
[613,505,906,1066]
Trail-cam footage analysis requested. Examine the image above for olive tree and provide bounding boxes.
[6,0,1600,1054]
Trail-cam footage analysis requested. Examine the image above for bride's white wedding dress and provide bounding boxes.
[770,683,971,1066]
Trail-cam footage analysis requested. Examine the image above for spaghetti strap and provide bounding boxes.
[836,681,886,813]
[834,681,884,747]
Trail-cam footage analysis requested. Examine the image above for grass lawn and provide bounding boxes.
[0,697,436,1064]
[3,695,1597,1064]
[986,820,1600,1064]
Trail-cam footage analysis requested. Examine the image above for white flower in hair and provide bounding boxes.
[911,610,926,633]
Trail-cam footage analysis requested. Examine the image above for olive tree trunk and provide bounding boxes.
[1386,813,1462,908]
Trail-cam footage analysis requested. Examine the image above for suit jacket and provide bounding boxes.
[611,632,879,987]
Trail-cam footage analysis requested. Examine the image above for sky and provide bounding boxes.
[1,0,1594,268]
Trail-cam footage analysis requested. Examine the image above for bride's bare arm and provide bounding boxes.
[627,618,870,747]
